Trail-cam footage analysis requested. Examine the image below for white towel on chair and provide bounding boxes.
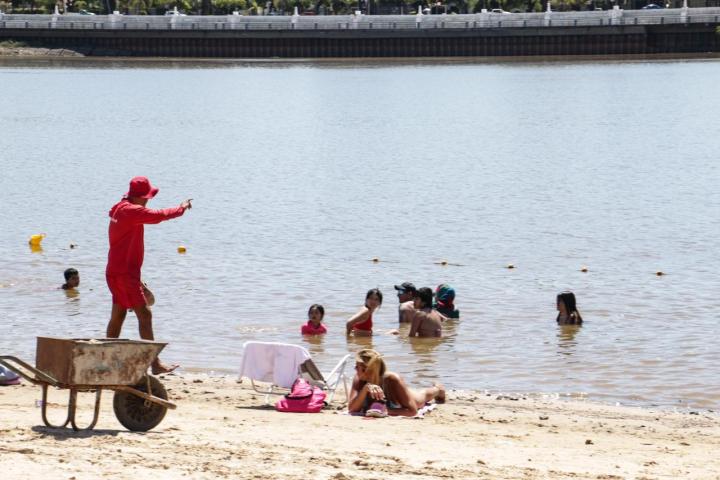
[240,342,311,389]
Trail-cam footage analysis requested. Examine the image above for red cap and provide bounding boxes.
[126,176,159,199]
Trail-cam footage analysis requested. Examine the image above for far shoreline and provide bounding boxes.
[2,43,720,65]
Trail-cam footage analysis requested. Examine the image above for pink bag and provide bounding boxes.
[275,378,327,413]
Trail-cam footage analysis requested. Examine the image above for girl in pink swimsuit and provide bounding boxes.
[301,304,327,335]
[346,288,383,336]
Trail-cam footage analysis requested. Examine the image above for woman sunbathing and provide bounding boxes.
[347,348,445,417]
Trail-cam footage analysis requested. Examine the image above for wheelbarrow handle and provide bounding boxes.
[114,385,177,410]
[0,356,60,386]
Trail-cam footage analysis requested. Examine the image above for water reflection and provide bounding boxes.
[302,334,326,357]
[346,334,374,351]
[441,320,459,338]
[408,336,444,356]
[64,289,79,299]
[557,324,581,357]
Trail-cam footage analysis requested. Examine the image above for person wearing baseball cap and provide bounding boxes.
[105,176,192,375]
[394,282,416,323]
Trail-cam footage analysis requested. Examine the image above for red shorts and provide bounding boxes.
[106,274,146,309]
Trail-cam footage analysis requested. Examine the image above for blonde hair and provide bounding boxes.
[355,349,386,386]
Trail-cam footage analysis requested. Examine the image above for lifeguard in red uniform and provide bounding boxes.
[105,176,192,374]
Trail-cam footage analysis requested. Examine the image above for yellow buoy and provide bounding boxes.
[371,257,380,263]
[28,234,45,246]
[506,264,515,269]
[580,266,588,273]
[177,246,187,254]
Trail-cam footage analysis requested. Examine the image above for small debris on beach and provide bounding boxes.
[585,439,594,445]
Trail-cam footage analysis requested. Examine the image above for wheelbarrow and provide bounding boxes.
[0,337,176,432]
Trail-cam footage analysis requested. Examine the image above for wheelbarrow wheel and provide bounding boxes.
[113,375,168,432]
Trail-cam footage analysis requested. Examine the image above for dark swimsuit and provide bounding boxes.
[359,377,402,412]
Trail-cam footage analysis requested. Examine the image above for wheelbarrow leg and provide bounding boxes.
[69,388,103,431]
[40,384,71,428]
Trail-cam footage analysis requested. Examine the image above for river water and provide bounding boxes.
[0,57,718,410]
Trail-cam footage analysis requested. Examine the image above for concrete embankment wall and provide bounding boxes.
[2,25,719,57]
[2,14,719,57]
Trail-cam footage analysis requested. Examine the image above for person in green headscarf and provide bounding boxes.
[434,284,460,319]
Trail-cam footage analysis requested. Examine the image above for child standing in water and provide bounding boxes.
[557,291,583,325]
[302,304,327,335]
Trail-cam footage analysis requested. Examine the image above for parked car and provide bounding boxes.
[78,9,96,14]
[642,3,664,8]
[165,7,187,15]
[490,8,512,13]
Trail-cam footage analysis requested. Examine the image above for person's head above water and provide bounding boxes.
[125,176,159,206]
[394,282,416,303]
[434,284,460,318]
[435,284,455,308]
[413,287,434,309]
[307,304,325,326]
[557,291,583,324]
[365,288,383,310]
[355,348,386,386]
[62,268,79,290]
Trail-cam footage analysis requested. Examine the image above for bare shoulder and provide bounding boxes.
[383,372,404,385]
[399,301,414,312]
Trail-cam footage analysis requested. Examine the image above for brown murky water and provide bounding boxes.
[1,57,719,409]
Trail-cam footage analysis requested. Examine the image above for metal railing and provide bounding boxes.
[0,8,719,32]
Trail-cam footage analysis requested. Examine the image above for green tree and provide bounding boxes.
[213,0,247,11]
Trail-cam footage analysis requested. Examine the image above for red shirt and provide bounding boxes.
[106,199,186,278]
[301,322,327,335]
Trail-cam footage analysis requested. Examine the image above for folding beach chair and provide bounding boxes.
[299,353,351,405]
[239,341,351,406]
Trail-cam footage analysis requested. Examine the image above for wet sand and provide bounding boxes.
[0,374,718,479]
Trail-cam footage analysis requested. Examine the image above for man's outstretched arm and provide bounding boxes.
[132,199,192,225]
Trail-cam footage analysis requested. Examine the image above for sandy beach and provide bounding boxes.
[0,374,718,480]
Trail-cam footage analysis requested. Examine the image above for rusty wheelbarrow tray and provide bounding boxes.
[0,337,176,432]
